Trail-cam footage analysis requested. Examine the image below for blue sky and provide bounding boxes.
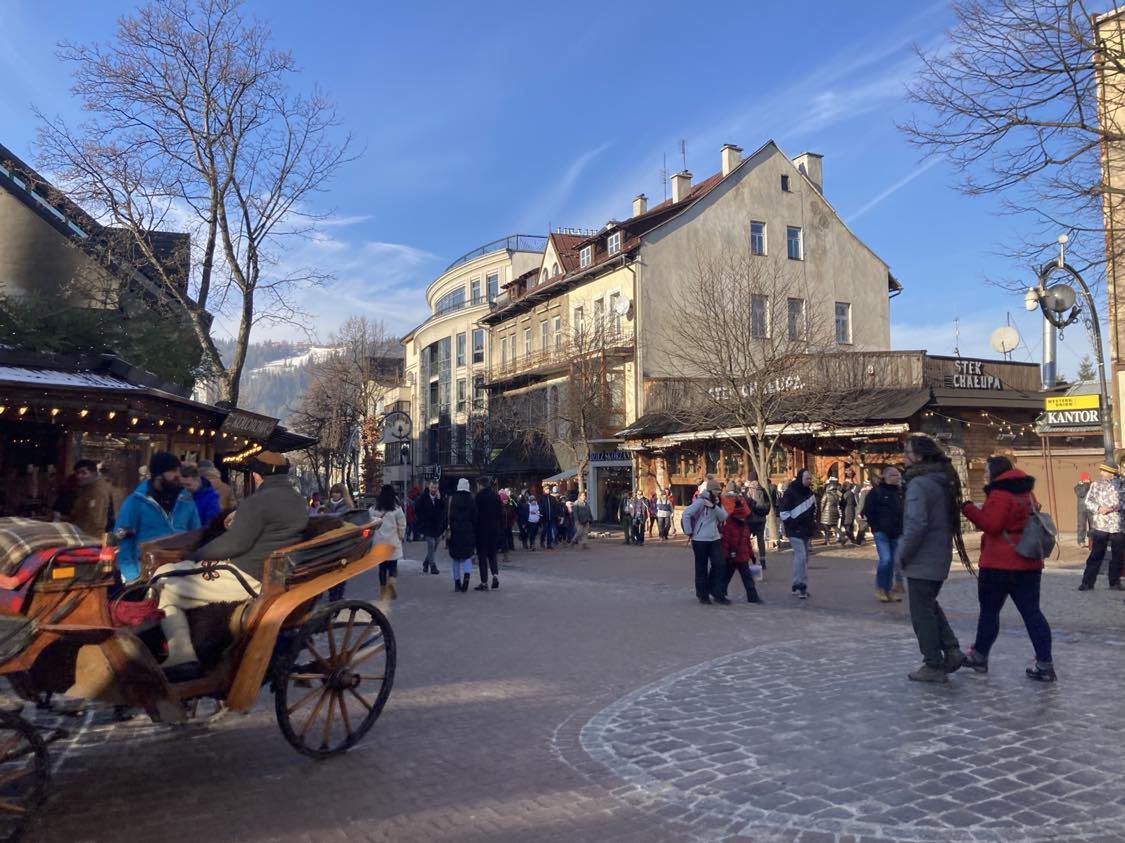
[0,0,1096,376]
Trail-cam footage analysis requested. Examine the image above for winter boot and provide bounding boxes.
[908,664,948,684]
[473,580,489,591]
[1026,662,1057,682]
[387,577,398,600]
[378,583,389,601]
[962,649,988,673]
[491,576,499,589]
[422,561,431,574]
[942,648,966,674]
[461,573,471,593]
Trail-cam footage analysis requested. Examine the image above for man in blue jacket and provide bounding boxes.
[112,452,201,582]
[180,463,221,526]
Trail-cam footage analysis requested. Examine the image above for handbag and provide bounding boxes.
[1004,495,1057,560]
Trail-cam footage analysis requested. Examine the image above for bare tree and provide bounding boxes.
[650,254,897,535]
[35,0,352,403]
[900,0,1121,281]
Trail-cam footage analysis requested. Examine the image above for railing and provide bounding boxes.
[488,323,635,382]
[444,234,549,274]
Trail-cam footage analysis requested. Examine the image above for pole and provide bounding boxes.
[1038,259,1116,464]
[1042,316,1057,389]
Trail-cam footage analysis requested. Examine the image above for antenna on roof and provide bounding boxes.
[660,153,669,202]
[680,140,687,172]
[953,315,961,358]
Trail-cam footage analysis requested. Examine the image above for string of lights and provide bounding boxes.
[0,402,253,443]
[921,409,1038,437]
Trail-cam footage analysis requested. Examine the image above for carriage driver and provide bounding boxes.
[155,451,309,682]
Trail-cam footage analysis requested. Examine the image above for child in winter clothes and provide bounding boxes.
[721,493,764,603]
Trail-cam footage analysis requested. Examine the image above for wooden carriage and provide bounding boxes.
[0,514,396,841]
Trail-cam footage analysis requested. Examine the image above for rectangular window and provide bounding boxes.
[787,297,806,341]
[523,328,532,355]
[500,336,508,367]
[470,279,481,305]
[835,301,852,344]
[455,332,466,367]
[786,226,803,260]
[456,378,467,412]
[781,174,791,192]
[472,329,485,364]
[750,221,766,256]
[473,376,486,410]
[751,294,769,339]
[607,231,622,256]
[553,316,562,350]
[609,292,621,336]
[573,306,584,337]
[540,320,549,350]
[511,334,518,360]
[486,272,499,302]
[579,246,592,268]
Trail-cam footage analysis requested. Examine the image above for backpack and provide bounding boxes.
[1005,495,1057,560]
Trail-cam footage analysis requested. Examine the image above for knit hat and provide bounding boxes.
[1080,471,1091,482]
[457,478,470,492]
[148,451,180,477]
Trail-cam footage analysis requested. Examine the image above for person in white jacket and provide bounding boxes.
[369,484,407,601]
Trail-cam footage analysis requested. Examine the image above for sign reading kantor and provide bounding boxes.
[1043,394,1101,428]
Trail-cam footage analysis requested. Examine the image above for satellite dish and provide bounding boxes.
[613,297,632,316]
[989,325,1020,355]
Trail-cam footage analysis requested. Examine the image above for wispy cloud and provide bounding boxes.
[847,158,942,223]
[515,141,612,230]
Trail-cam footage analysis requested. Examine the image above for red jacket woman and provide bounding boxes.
[720,497,762,603]
[961,467,1043,572]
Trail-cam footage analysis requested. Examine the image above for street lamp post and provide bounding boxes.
[1030,235,1116,464]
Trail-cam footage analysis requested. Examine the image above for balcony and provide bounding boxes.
[487,322,635,386]
[443,234,549,274]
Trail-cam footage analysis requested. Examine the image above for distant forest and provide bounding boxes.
[214,338,316,422]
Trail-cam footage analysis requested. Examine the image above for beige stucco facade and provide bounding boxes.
[402,237,544,487]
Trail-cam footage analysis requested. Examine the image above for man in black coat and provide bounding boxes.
[474,477,503,590]
[862,466,905,602]
[538,488,560,549]
[414,481,445,574]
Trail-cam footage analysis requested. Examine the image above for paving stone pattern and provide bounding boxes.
[577,634,1125,842]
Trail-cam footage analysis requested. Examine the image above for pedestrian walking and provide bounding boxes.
[524,494,541,550]
[631,489,648,545]
[646,492,658,538]
[681,480,729,604]
[539,487,560,549]
[779,469,816,599]
[744,473,771,568]
[854,477,873,546]
[655,490,674,540]
[572,491,593,548]
[446,478,477,593]
[960,457,1056,682]
[415,481,445,575]
[63,459,112,539]
[1074,471,1091,547]
[1078,463,1125,591]
[499,489,517,555]
[863,466,905,603]
[839,479,858,545]
[896,433,965,684]
[369,484,406,601]
[474,477,503,590]
[720,490,764,603]
[404,491,417,542]
[819,476,841,545]
[620,494,634,544]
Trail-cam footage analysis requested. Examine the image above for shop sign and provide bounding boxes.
[420,464,442,481]
[221,410,277,440]
[590,450,631,463]
[708,375,805,402]
[944,359,1002,391]
[1043,393,1101,428]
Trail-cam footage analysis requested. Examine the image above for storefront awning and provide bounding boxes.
[930,387,1043,410]
[543,468,578,483]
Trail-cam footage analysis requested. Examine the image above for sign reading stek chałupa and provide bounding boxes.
[1043,393,1101,428]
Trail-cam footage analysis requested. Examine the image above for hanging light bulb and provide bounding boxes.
[130,417,139,425]
[18,407,28,416]
[0,406,5,414]
[107,410,116,420]
[157,419,165,427]
[189,427,195,435]
[50,408,60,417]
[79,409,89,418]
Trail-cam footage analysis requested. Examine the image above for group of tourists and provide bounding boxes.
[818,475,870,546]
[409,478,511,592]
[619,489,678,544]
[680,479,765,605]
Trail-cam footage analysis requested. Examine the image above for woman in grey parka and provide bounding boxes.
[896,433,966,683]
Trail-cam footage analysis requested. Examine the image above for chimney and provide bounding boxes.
[721,144,742,177]
[632,194,648,217]
[792,152,823,193]
[670,171,692,203]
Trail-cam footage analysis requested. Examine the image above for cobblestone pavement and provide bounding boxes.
[17,537,1125,842]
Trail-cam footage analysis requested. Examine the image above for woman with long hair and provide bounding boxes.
[370,484,407,601]
[960,456,1056,682]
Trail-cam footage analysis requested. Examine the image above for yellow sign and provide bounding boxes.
[1045,394,1100,411]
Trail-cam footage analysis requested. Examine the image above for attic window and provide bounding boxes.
[607,231,622,256]
[540,269,548,285]
[552,262,560,277]
[579,246,592,268]
[780,174,791,192]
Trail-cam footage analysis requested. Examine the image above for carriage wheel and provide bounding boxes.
[274,600,395,759]
[0,713,48,842]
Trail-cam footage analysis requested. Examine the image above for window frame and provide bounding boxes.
[573,305,584,337]
[786,226,803,261]
[780,174,791,192]
[750,294,769,339]
[750,221,767,256]
[470,278,482,305]
[523,327,532,355]
[455,332,466,367]
[786,297,806,341]
[607,231,622,256]
[456,377,467,413]
[540,320,549,351]
[486,272,499,302]
[472,328,485,364]
[579,246,592,268]
[553,315,562,350]
[835,301,852,345]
